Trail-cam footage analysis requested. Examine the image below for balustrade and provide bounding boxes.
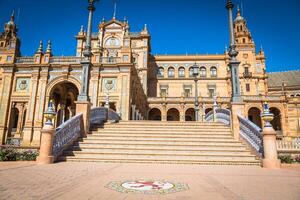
[52,114,83,158]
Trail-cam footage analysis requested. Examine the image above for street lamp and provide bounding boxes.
[192,63,199,121]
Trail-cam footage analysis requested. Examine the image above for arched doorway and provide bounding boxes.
[270,107,282,134]
[8,107,19,136]
[50,82,79,127]
[167,108,180,121]
[185,108,195,121]
[248,107,262,128]
[148,108,161,121]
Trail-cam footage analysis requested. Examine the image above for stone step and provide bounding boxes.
[59,157,261,166]
[117,121,225,126]
[60,154,258,162]
[64,148,253,156]
[72,144,248,151]
[84,136,236,142]
[96,129,231,134]
[104,124,229,129]
[77,140,244,146]
[88,134,233,139]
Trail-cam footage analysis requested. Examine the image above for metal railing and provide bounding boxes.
[52,114,83,159]
[90,107,121,128]
[50,57,82,64]
[277,138,300,154]
[237,114,263,157]
[205,108,231,126]
[15,57,35,64]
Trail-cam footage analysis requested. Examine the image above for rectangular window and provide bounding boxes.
[6,56,12,62]
[184,89,191,97]
[209,89,215,98]
[246,83,250,92]
[160,89,167,97]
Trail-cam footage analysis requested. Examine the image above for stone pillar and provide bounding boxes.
[36,101,56,164]
[36,124,55,164]
[131,105,136,120]
[75,101,92,137]
[0,66,14,144]
[161,104,167,121]
[230,102,245,140]
[261,102,281,169]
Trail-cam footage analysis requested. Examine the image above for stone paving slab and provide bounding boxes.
[0,162,299,200]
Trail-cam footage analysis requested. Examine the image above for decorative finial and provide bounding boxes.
[237,5,241,16]
[46,40,52,54]
[124,16,127,23]
[261,102,274,127]
[80,25,84,32]
[113,1,117,19]
[36,40,43,53]
[101,17,105,23]
[11,10,15,21]
[44,100,56,126]
[143,24,147,31]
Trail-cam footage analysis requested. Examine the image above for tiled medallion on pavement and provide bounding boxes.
[106,180,189,195]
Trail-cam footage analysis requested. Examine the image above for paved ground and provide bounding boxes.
[0,162,299,200]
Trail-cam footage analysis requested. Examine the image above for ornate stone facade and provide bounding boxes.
[0,8,299,147]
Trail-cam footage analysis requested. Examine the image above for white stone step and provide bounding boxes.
[78,140,244,146]
[72,144,248,151]
[84,136,235,142]
[96,129,231,134]
[65,149,252,156]
[61,154,257,162]
[88,134,232,139]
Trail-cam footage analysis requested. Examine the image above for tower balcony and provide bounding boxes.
[243,72,252,78]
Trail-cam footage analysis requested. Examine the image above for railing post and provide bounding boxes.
[230,102,245,140]
[37,101,56,164]
[261,102,281,169]
[213,95,218,122]
[75,101,92,137]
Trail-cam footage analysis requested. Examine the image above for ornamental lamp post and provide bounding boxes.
[192,63,199,121]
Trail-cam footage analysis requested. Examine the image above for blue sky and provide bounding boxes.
[0,0,299,72]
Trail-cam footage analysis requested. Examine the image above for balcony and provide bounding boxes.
[101,57,122,64]
[243,72,253,78]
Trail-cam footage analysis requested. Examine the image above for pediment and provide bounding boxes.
[106,23,122,29]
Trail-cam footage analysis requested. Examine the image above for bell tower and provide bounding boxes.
[234,7,255,49]
[0,11,21,64]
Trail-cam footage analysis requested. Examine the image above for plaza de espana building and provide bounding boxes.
[0,8,299,147]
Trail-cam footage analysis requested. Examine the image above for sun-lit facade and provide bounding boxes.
[0,7,299,147]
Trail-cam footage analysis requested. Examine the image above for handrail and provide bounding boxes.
[52,114,84,159]
[205,108,231,126]
[90,107,121,128]
[15,57,35,64]
[50,57,81,64]
[237,114,263,158]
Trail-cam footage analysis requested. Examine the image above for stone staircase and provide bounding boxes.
[59,121,261,165]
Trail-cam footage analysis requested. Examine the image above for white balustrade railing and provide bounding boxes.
[205,108,231,126]
[100,57,122,64]
[237,114,263,157]
[50,57,82,64]
[52,114,83,158]
[15,57,35,64]
[277,139,300,153]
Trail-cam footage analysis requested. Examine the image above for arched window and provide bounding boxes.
[178,67,185,77]
[200,67,207,77]
[168,67,175,77]
[210,67,217,77]
[157,67,164,77]
[189,67,194,77]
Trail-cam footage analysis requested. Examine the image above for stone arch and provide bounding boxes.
[270,107,282,133]
[248,107,262,128]
[148,108,162,121]
[167,108,180,121]
[185,108,195,121]
[46,76,81,98]
[47,78,79,127]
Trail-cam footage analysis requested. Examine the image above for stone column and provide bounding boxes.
[131,105,136,120]
[230,102,245,140]
[75,101,92,137]
[261,102,281,169]
[0,66,14,144]
[161,103,167,121]
[23,67,40,146]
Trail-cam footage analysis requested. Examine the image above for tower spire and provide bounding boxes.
[36,40,43,53]
[113,1,117,19]
[46,40,52,54]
